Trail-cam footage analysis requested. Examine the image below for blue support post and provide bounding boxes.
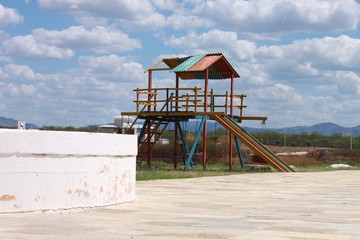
[178,123,190,154]
[234,137,244,169]
[166,88,169,115]
[184,116,205,171]
[138,119,149,145]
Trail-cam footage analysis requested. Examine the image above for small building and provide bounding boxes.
[98,115,141,135]
[98,124,119,134]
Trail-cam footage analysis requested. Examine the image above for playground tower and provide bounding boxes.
[121,53,294,172]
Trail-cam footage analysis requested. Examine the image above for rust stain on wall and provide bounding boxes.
[0,194,16,201]
[74,189,90,198]
[98,164,109,174]
[113,183,118,193]
[126,183,133,195]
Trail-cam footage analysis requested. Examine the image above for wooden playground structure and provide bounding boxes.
[121,53,294,172]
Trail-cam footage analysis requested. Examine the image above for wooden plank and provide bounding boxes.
[234,116,268,121]
[121,111,225,117]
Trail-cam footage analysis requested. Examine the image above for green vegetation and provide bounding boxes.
[252,131,359,149]
[136,158,360,181]
[23,124,360,150]
[0,126,16,129]
[41,125,99,132]
[136,161,245,181]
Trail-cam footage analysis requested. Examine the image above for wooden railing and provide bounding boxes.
[132,87,247,117]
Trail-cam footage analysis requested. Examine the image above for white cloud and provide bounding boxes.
[76,54,145,82]
[0,64,42,81]
[1,35,74,59]
[0,4,24,27]
[2,0,360,128]
[38,0,166,30]
[0,55,146,126]
[33,26,141,53]
[163,30,360,88]
[152,0,182,11]
[243,83,355,128]
[165,14,212,30]
[194,0,360,35]
[166,29,237,49]
[255,35,360,85]
[158,29,360,128]
[1,25,140,59]
[335,71,360,95]
[1,83,37,97]
[35,0,360,36]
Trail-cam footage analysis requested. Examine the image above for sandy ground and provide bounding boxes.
[1,170,360,239]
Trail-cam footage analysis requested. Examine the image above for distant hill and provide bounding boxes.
[2,115,359,136]
[183,120,360,136]
[263,122,360,136]
[0,116,39,129]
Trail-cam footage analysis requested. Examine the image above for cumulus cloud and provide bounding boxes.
[76,54,144,82]
[166,29,360,85]
[160,29,360,128]
[0,64,43,81]
[166,29,238,50]
[334,71,360,95]
[2,0,360,128]
[243,83,351,127]
[194,0,360,35]
[38,0,166,30]
[35,0,360,36]
[0,55,146,126]
[1,25,140,59]
[1,35,74,59]
[255,35,360,85]
[0,4,24,27]
[165,14,212,30]
[33,26,141,53]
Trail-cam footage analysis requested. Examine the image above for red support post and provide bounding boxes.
[174,74,179,169]
[147,70,152,168]
[203,69,208,169]
[229,73,234,170]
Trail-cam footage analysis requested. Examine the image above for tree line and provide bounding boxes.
[251,131,357,149]
[3,124,357,150]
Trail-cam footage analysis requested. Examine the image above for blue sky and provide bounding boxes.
[1,0,360,128]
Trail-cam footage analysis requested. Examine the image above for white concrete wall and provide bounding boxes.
[0,129,137,213]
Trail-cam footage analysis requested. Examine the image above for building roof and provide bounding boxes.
[98,124,118,128]
[147,53,240,80]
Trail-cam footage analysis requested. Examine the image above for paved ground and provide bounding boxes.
[1,170,360,239]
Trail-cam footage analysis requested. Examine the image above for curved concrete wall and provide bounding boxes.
[0,129,137,213]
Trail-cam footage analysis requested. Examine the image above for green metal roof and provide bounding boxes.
[172,54,206,72]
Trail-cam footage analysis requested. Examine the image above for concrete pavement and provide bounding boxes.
[1,170,360,239]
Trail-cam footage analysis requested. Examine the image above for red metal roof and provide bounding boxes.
[189,54,222,71]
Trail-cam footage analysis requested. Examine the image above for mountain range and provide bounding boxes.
[0,116,39,129]
[182,120,360,136]
[244,122,360,136]
[1,116,359,136]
